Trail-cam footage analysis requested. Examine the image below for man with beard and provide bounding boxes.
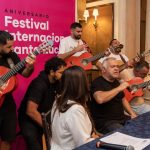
[90,57,137,134]
[96,39,130,72]
[0,30,35,150]
[18,57,66,150]
[57,22,91,60]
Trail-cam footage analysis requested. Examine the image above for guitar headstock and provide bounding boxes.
[134,49,150,62]
[142,49,150,57]
[37,40,54,54]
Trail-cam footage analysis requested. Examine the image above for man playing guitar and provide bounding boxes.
[57,22,92,70]
[96,39,133,72]
[0,30,36,150]
[124,60,150,115]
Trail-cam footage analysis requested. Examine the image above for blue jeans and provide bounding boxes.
[131,103,150,115]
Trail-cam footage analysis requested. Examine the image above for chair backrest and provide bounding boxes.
[41,110,51,150]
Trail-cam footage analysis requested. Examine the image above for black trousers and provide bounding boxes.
[95,116,130,134]
[19,121,43,150]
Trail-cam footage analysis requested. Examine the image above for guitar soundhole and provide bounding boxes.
[81,59,88,66]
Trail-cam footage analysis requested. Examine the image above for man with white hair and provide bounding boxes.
[90,57,137,134]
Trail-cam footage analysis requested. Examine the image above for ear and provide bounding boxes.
[71,29,74,34]
[101,66,106,73]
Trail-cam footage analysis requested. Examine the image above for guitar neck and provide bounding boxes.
[0,48,40,82]
[84,52,105,63]
[137,80,150,89]
[0,59,26,82]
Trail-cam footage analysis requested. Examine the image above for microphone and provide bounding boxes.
[96,141,134,150]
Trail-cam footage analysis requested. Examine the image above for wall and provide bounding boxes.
[0,0,75,149]
[86,0,141,59]
[81,4,113,55]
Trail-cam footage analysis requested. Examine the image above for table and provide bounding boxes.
[75,111,150,150]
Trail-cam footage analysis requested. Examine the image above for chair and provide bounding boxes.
[41,110,51,150]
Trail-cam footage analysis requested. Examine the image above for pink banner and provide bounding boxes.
[0,0,75,149]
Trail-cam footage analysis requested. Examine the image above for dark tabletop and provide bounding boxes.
[75,111,150,150]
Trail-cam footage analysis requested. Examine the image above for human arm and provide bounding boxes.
[93,82,129,104]
[57,38,89,59]
[21,54,36,77]
[58,44,88,59]
[25,78,46,126]
[26,100,42,126]
[122,97,137,118]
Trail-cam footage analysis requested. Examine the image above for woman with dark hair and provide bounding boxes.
[51,66,96,150]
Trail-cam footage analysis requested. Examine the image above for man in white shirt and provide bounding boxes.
[96,39,137,82]
[57,22,90,59]
[96,39,129,71]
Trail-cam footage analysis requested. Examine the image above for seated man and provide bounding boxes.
[129,60,150,113]
[96,39,129,71]
[58,22,90,60]
[90,57,137,134]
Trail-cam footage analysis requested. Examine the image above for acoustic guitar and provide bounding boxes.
[124,77,150,102]
[65,52,93,70]
[65,44,125,70]
[80,44,124,68]
[0,40,53,107]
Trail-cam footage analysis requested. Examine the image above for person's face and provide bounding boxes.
[71,27,82,40]
[111,39,120,47]
[134,67,149,79]
[53,66,66,81]
[110,39,121,54]
[0,40,14,54]
[104,60,120,80]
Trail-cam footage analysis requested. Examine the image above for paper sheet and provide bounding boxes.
[100,132,150,150]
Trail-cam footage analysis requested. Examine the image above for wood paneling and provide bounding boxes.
[81,4,114,56]
[77,0,86,20]
[140,0,146,52]
[79,4,114,81]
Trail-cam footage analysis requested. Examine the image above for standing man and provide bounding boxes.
[58,22,91,59]
[18,57,66,150]
[90,57,136,134]
[0,30,35,150]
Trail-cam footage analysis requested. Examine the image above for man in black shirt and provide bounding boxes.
[0,30,35,150]
[18,57,66,150]
[90,57,137,134]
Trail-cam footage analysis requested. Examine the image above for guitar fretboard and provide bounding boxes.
[137,80,150,89]
[0,48,40,83]
[83,52,105,63]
